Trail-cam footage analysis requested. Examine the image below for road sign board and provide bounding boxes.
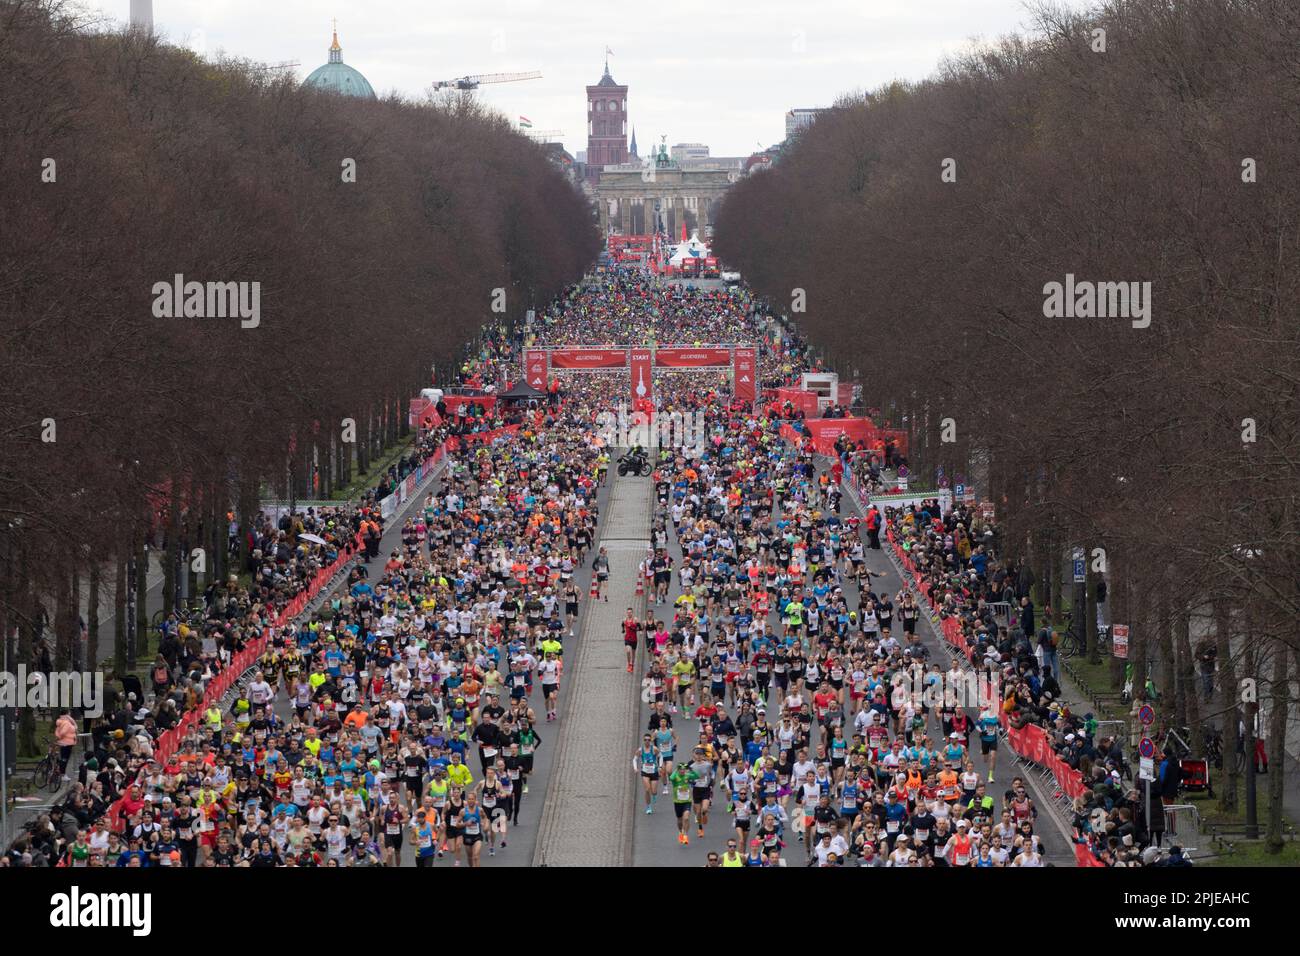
[1138,704,1155,726]
[954,483,964,496]
[1072,547,1086,583]
[1139,757,1155,781]
[1139,737,1155,759]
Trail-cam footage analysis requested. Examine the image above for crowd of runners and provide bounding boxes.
[3,261,1176,869]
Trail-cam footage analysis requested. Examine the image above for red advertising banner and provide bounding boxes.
[733,347,757,403]
[442,394,496,415]
[803,417,875,453]
[773,387,820,417]
[549,348,629,369]
[408,397,429,428]
[655,347,733,367]
[630,347,653,406]
[524,348,549,390]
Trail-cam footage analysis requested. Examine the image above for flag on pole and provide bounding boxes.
[519,116,533,128]
[606,47,614,56]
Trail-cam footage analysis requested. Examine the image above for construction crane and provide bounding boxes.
[247,61,301,75]
[432,71,541,91]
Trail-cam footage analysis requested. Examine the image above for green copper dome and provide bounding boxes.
[303,29,376,100]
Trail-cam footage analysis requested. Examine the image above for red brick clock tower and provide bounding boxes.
[585,56,628,182]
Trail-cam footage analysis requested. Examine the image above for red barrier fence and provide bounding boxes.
[96,442,456,840]
[885,523,1102,866]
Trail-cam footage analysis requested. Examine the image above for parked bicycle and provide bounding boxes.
[31,743,66,793]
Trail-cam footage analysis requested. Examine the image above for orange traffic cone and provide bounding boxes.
[635,566,645,597]
[591,577,600,600]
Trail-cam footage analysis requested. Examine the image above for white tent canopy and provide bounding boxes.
[668,230,710,266]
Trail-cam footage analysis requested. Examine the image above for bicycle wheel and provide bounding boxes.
[32,757,52,790]
[47,763,66,791]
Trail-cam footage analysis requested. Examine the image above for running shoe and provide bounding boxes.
[489,847,496,857]
[697,826,704,838]
[681,833,690,845]
[646,805,654,814]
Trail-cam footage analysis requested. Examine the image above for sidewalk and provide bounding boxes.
[532,472,652,866]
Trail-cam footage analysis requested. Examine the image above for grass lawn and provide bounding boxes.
[330,438,414,501]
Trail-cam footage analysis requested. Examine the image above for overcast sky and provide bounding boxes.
[85,0,1087,157]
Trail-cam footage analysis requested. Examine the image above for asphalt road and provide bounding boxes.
[630,457,1071,867]
[307,454,617,867]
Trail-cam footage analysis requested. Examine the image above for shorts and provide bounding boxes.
[566,603,579,616]
[542,682,558,697]
[673,802,691,818]
[980,738,997,754]
[386,832,404,848]
[642,769,659,780]
[692,787,713,804]
[463,832,482,846]
[735,818,751,831]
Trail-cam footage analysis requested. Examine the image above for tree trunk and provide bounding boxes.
[1215,596,1238,813]
[135,536,149,660]
[164,490,180,615]
[54,567,72,672]
[1266,645,1289,852]
[1157,590,1175,723]
[1084,565,1098,664]
[114,540,127,675]
[17,570,38,755]
[1108,549,1124,686]
[87,563,101,670]
[1177,610,1200,754]
[1047,536,1061,619]
[238,473,259,578]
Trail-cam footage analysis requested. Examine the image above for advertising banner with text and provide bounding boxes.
[655,346,733,367]
[630,347,653,406]
[524,348,549,389]
[733,347,757,403]
[549,348,629,369]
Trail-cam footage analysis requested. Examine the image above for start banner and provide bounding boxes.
[549,348,629,369]
[655,346,733,367]
[630,347,653,406]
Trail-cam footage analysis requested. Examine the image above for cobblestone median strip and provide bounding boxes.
[533,475,651,866]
